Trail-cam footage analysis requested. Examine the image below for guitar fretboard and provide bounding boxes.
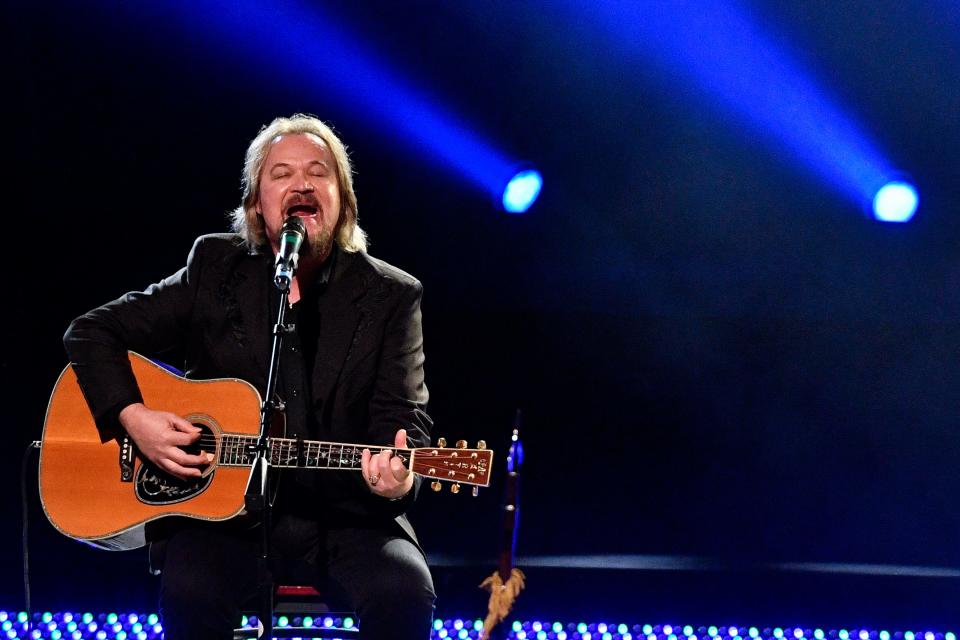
[214,434,408,470]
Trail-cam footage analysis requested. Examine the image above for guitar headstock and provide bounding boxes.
[411,438,494,496]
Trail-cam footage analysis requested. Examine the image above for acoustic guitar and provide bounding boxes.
[39,352,493,551]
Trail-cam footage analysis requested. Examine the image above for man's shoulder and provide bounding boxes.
[348,250,422,292]
[187,233,266,267]
[192,233,250,256]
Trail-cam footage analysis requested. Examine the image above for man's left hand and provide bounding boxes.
[361,428,414,499]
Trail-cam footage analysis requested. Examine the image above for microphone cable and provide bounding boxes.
[21,439,40,638]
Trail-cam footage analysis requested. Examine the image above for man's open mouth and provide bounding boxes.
[286,204,318,217]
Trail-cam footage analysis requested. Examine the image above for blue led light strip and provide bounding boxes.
[0,612,954,640]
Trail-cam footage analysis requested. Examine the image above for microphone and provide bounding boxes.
[274,216,307,290]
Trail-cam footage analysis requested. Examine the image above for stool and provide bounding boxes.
[233,586,359,639]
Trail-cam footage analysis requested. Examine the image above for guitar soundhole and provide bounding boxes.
[182,423,212,459]
[134,423,216,506]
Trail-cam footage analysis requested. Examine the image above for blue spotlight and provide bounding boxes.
[554,0,903,213]
[502,169,543,214]
[872,181,919,223]
[85,0,536,210]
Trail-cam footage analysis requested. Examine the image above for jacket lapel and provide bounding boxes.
[312,251,374,410]
[227,250,273,388]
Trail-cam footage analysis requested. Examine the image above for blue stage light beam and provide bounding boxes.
[97,0,540,213]
[873,181,919,223]
[556,0,911,218]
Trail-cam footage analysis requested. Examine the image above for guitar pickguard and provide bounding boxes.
[135,462,214,506]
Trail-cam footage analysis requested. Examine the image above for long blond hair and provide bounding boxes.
[230,114,367,252]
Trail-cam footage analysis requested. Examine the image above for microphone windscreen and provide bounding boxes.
[281,216,306,238]
[279,217,307,256]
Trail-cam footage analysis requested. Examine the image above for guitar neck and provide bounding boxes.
[217,434,405,471]
[212,434,494,487]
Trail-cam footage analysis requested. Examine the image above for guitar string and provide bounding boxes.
[188,436,421,468]
[193,433,479,448]
[190,436,476,460]
[193,435,402,453]
[192,433,478,457]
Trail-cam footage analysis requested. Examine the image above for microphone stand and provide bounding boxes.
[244,253,299,640]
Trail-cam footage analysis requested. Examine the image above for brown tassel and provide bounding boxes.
[478,568,526,638]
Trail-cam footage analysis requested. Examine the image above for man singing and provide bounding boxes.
[64,114,436,639]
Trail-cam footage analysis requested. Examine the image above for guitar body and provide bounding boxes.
[39,353,262,550]
[40,352,493,551]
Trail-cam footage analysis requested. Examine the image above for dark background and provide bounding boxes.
[5,0,960,627]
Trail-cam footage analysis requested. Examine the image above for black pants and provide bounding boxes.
[155,514,436,640]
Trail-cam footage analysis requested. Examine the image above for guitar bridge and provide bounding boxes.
[119,435,135,483]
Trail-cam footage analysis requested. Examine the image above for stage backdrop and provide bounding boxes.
[5,0,960,623]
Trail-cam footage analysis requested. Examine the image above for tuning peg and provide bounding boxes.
[456,439,467,449]
[431,481,442,492]
[472,486,479,497]
[450,483,461,494]
[477,440,487,449]
[437,437,447,448]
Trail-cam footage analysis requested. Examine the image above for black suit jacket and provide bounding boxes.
[64,233,432,543]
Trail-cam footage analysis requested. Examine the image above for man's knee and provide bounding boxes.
[356,547,435,615]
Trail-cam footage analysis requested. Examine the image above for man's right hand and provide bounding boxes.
[118,402,213,480]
